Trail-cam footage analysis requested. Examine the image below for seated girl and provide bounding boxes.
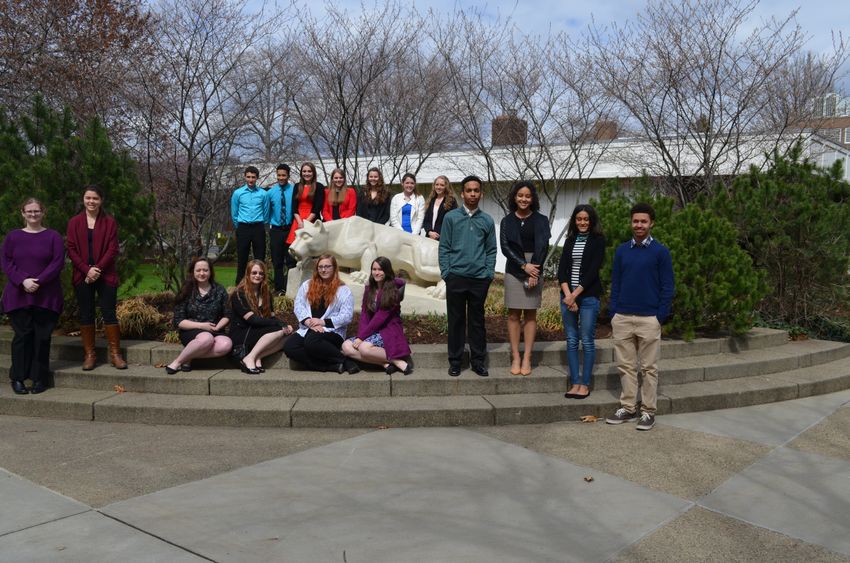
[230,260,293,375]
[283,254,356,373]
[165,257,232,374]
[342,257,412,374]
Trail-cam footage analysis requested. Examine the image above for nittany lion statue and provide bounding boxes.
[288,217,445,298]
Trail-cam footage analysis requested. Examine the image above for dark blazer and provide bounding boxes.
[422,198,458,237]
[499,212,550,280]
[66,211,120,287]
[356,190,391,224]
[557,233,606,299]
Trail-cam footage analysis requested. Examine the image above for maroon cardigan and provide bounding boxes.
[66,211,120,287]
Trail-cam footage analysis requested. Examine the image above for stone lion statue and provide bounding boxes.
[288,217,446,298]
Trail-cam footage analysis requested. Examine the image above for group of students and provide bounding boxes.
[231,163,458,293]
[2,173,673,430]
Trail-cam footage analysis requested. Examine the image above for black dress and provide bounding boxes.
[173,282,230,346]
[229,290,282,358]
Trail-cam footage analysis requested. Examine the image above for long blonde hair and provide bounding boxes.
[425,175,457,211]
[328,168,348,206]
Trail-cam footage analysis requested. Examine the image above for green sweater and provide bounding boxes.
[438,207,497,280]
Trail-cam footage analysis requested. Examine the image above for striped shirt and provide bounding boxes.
[570,234,589,290]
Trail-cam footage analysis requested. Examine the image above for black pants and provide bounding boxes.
[445,274,491,368]
[235,222,266,285]
[8,307,59,384]
[75,279,118,325]
[283,331,345,371]
[269,225,296,292]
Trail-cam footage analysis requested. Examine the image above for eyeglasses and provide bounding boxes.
[317,264,334,270]
[250,272,265,277]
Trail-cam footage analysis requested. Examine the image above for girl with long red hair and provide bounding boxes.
[283,254,356,373]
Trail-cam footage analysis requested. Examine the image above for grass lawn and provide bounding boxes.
[120,263,238,297]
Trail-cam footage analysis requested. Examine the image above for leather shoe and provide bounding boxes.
[344,359,360,374]
[385,364,399,375]
[472,365,489,377]
[180,363,192,372]
[448,366,461,377]
[11,381,28,395]
[239,360,261,375]
[30,381,49,394]
[165,365,179,375]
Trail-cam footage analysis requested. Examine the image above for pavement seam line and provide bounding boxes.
[0,509,92,539]
[97,510,219,562]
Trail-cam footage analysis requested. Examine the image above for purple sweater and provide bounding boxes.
[1,229,65,314]
[357,278,411,360]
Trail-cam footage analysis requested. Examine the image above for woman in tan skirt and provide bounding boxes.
[499,181,550,375]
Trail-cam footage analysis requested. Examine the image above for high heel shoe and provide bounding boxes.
[240,360,261,375]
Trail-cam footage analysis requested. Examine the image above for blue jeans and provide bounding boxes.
[561,296,600,386]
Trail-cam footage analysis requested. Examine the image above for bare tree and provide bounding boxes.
[589,0,847,206]
[134,0,288,290]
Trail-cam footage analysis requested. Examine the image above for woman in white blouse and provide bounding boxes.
[389,173,426,235]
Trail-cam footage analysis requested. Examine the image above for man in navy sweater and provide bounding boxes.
[605,202,674,431]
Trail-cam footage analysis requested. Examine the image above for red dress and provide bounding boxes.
[287,185,322,244]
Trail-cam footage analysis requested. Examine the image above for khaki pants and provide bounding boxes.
[611,314,661,414]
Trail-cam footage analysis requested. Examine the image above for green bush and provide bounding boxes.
[712,145,850,326]
[593,181,765,340]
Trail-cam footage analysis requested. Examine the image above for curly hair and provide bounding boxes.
[507,180,541,213]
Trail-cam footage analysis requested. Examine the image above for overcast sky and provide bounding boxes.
[267,0,848,88]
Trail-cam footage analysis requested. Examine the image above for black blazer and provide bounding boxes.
[422,198,458,237]
[499,212,550,280]
[356,190,391,224]
[557,233,606,299]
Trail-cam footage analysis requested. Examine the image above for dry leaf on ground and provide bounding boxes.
[113,385,125,393]
[580,415,599,423]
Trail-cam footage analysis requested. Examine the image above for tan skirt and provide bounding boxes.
[504,252,543,309]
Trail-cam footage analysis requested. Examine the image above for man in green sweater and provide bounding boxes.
[438,175,497,377]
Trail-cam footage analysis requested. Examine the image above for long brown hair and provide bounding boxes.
[364,257,400,313]
[363,167,389,204]
[233,259,272,316]
[328,168,349,206]
[425,175,457,211]
[176,257,217,304]
[306,254,343,308]
[296,161,319,199]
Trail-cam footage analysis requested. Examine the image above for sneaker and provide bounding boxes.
[605,408,640,425]
[636,412,656,431]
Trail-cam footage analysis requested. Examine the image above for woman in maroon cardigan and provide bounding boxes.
[342,257,412,374]
[66,185,126,370]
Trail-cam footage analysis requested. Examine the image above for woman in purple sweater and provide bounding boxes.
[342,257,413,374]
[1,198,65,394]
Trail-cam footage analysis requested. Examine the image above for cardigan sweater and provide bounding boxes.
[293,280,354,339]
[609,238,675,322]
[1,228,65,315]
[321,187,357,221]
[356,278,411,360]
[557,233,606,300]
[66,211,120,287]
[422,198,458,237]
[389,192,426,234]
[499,212,550,281]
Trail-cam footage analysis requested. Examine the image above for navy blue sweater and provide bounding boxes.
[609,238,675,322]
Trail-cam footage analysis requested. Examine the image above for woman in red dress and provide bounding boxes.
[286,162,326,245]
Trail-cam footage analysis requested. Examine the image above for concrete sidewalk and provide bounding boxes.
[1,390,849,562]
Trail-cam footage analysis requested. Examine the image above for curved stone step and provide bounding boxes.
[2,338,846,399]
[1,355,849,428]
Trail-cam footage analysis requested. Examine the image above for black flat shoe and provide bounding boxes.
[30,381,48,394]
[240,360,261,375]
[343,359,360,374]
[180,363,192,372]
[11,381,28,395]
[564,392,577,399]
[574,392,590,400]
[448,366,461,377]
[402,365,414,375]
[385,364,399,375]
[165,365,179,375]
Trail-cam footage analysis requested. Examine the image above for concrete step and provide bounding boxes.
[2,337,845,398]
[0,327,793,368]
[1,355,848,428]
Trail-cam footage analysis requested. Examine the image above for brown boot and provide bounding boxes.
[104,324,127,369]
[80,325,97,370]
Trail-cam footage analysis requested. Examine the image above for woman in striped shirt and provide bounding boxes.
[558,204,605,399]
